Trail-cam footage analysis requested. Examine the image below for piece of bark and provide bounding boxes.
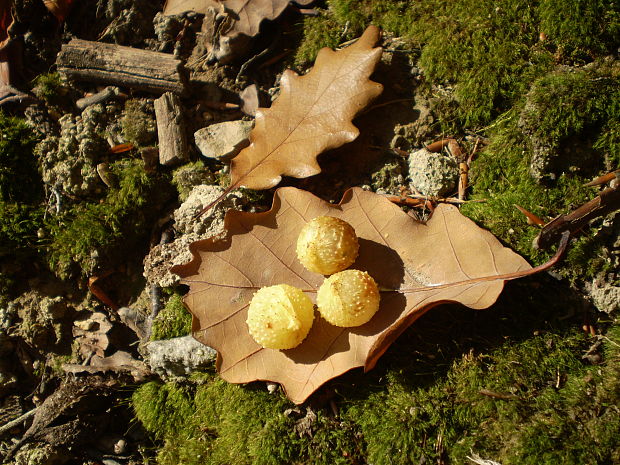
[534,183,620,249]
[154,92,189,166]
[57,39,186,94]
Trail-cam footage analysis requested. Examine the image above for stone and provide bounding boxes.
[143,184,246,287]
[408,147,459,197]
[587,281,620,314]
[194,120,253,161]
[145,335,217,377]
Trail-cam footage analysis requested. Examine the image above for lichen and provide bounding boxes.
[121,99,157,147]
[36,103,122,197]
[46,158,171,278]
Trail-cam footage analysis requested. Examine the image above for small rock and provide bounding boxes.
[194,120,253,161]
[143,184,246,287]
[587,281,620,314]
[145,335,217,377]
[408,148,459,197]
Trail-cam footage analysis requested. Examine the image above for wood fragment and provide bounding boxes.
[0,408,37,437]
[458,161,468,200]
[57,39,186,94]
[384,195,431,209]
[534,183,620,249]
[88,273,119,311]
[109,142,134,154]
[154,92,189,166]
[425,138,454,153]
[75,85,119,109]
[201,100,240,110]
[584,169,620,187]
[514,204,545,227]
[386,193,486,205]
[478,389,519,400]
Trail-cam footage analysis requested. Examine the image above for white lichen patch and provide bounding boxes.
[143,185,246,287]
[36,103,122,197]
[246,284,314,350]
[316,270,380,327]
[408,147,459,197]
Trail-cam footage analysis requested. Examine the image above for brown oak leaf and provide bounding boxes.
[162,0,221,16]
[222,0,314,38]
[172,187,567,404]
[42,0,75,22]
[229,25,383,190]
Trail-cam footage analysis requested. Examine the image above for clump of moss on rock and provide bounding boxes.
[46,159,170,277]
[121,99,157,147]
[150,293,192,340]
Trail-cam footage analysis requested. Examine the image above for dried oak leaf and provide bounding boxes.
[173,187,547,404]
[43,0,75,22]
[163,0,221,16]
[222,0,314,38]
[229,25,383,190]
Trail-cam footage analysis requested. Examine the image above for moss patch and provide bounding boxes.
[133,302,620,464]
[295,0,618,130]
[46,159,171,277]
[150,293,193,341]
[121,99,157,148]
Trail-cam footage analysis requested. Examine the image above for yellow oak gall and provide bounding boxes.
[246,284,314,350]
[296,216,359,275]
[316,270,380,327]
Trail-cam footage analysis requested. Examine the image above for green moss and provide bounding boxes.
[32,72,65,104]
[294,14,347,66]
[0,112,41,203]
[121,99,157,147]
[150,293,192,340]
[539,0,620,62]
[46,159,170,277]
[132,312,620,464]
[171,161,216,202]
[295,0,619,129]
[132,381,195,440]
[0,112,45,266]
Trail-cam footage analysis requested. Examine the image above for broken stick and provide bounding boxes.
[154,92,190,166]
[534,183,620,249]
[57,39,186,94]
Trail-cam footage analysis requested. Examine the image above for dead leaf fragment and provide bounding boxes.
[163,0,221,15]
[173,187,539,404]
[222,0,313,38]
[230,26,383,190]
[42,0,75,22]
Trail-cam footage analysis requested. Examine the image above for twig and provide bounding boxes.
[236,28,282,83]
[385,193,486,205]
[478,389,519,400]
[534,183,620,249]
[76,86,119,110]
[364,98,415,114]
[425,138,455,153]
[584,169,620,187]
[0,407,38,436]
[466,453,502,465]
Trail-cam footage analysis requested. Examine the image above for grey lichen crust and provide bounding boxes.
[36,103,122,196]
[145,335,217,378]
[143,185,246,288]
[408,147,459,197]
